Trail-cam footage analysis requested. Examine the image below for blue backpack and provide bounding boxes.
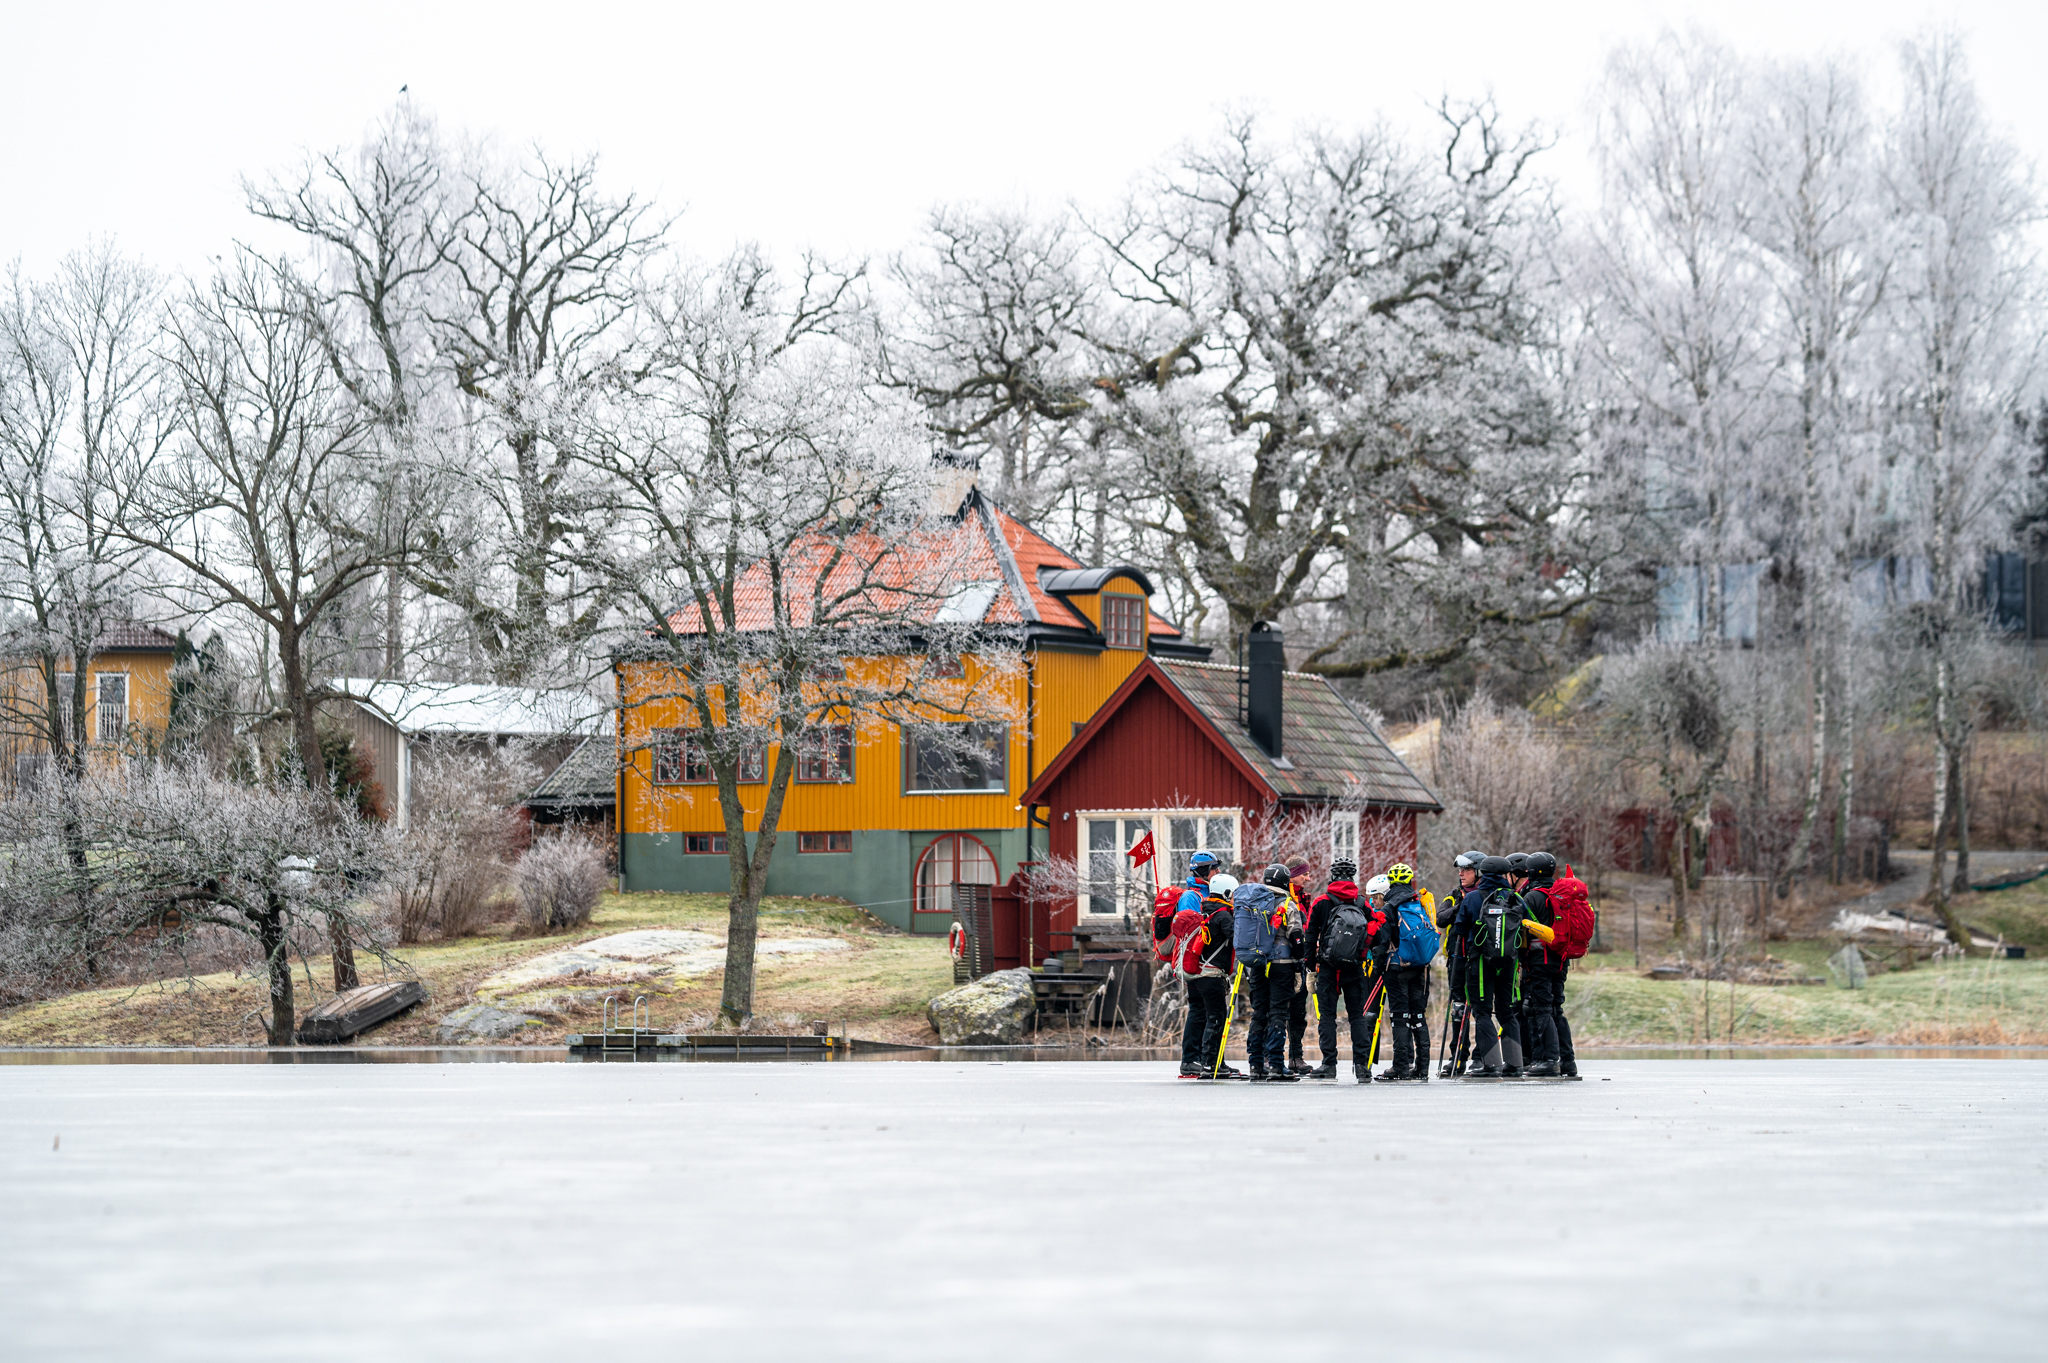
[1392,899,1442,966]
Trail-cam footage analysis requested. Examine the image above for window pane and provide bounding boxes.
[1207,817,1235,863]
[1086,820,1118,915]
[907,723,1006,792]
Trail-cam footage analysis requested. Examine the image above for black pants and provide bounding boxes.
[1287,965,1309,1062]
[1315,963,1372,1064]
[1246,961,1294,1068]
[1385,965,1430,1072]
[1524,959,1576,1072]
[1465,958,1523,1070]
[1181,974,1230,1071]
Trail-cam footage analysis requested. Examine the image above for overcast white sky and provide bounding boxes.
[2,0,2040,276]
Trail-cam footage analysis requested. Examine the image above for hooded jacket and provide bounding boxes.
[1232,881,1293,963]
[1305,880,1359,969]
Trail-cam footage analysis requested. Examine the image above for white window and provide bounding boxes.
[94,672,129,744]
[1331,811,1359,867]
[1078,809,1239,917]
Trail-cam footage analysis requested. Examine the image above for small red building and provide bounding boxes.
[1019,625,1440,951]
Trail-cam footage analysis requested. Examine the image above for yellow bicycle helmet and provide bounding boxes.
[1386,862,1415,885]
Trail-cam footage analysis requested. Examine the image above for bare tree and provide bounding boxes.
[1883,33,2041,947]
[246,100,457,679]
[1596,645,1733,938]
[1086,108,1590,671]
[123,254,438,986]
[0,248,166,979]
[584,250,1020,1026]
[427,150,666,682]
[0,761,394,1043]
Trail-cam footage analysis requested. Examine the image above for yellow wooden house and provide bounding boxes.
[0,622,178,786]
[613,485,1210,931]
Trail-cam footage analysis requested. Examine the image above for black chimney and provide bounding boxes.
[1246,621,1284,761]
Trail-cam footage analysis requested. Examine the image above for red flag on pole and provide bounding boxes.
[1127,830,1156,867]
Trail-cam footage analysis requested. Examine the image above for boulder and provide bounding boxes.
[433,1003,548,1044]
[927,969,1036,1045]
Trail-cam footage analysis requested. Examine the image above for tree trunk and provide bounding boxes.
[1785,654,1828,888]
[279,630,354,988]
[1927,686,1975,955]
[1951,744,1972,897]
[1832,687,1855,883]
[1668,813,1690,947]
[259,902,295,1045]
[716,741,800,1027]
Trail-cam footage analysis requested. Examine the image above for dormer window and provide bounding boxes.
[1103,595,1146,650]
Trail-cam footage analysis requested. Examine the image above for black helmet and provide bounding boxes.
[1506,852,1532,876]
[1527,851,1558,878]
[1478,855,1513,876]
[1329,857,1358,881]
[1262,863,1292,889]
[1454,850,1486,870]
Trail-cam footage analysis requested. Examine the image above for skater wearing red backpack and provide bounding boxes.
[1172,871,1243,1079]
[1518,852,1591,1079]
[1154,850,1220,964]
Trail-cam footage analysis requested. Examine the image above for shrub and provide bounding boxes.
[513,833,607,932]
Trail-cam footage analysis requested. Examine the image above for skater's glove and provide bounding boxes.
[1521,919,1555,945]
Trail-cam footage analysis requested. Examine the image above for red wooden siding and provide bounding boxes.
[1040,672,1272,866]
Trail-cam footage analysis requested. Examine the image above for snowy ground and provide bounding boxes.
[3,1060,2044,1362]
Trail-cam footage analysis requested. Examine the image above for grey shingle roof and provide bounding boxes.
[1158,660,1441,811]
[527,737,617,804]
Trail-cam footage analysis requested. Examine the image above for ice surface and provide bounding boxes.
[2,1060,2044,1361]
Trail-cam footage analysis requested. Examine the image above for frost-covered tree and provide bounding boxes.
[583,251,1022,1025]
[1882,32,2040,943]
[0,762,394,1042]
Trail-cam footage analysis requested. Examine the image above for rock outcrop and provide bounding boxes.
[927,969,1036,1045]
[432,1004,547,1044]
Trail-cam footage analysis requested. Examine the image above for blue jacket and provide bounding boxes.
[1232,882,1292,963]
[1175,877,1211,917]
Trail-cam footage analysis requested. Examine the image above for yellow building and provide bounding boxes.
[614,487,1209,931]
[0,622,177,785]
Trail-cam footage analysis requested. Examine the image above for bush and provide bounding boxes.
[513,833,607,932]
[378,747,524,943]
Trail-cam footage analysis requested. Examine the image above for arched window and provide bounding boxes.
[914,833,999,920]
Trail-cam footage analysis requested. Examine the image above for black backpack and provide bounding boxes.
[1323,899,1371,965]
[1473,887,1524,962]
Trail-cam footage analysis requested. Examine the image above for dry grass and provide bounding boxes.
[0,891,954,1049]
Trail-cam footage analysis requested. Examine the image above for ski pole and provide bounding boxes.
[1212,961,1245,1079]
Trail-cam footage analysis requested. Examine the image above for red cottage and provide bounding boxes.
[1019,624,1441,953]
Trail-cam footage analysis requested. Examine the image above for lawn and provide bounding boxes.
[0,892,956,1049]
[1563,952,2048,1045]
[9,886,2048,1050]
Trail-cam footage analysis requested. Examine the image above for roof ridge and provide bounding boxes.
[975,494,1041,625]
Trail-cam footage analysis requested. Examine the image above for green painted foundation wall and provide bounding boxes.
[620,826,1036,932]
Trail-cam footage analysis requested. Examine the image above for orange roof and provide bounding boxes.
[662,491,1185,645]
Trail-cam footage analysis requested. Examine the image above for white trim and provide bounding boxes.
[1075,808,1242,917]
[92,671,130,745]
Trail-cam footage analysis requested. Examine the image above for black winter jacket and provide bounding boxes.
[1519,878,1559,967]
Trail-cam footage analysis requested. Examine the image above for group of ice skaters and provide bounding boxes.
[1153,847,1598,1083]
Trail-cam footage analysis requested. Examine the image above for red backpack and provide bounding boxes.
[1548,867,1596,960]
[1167,906,1212,979]
[1152,884,1189,963]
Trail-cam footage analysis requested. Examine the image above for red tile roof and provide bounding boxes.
[663,492,1185,645]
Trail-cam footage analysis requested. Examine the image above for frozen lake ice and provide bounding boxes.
[3,1059,2043,1361]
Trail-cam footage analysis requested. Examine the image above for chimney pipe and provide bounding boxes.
[929,449,981,518]
[1246,621,1284,761]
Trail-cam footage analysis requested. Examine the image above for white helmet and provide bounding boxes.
[1207,873,1239,896]
[1365,874,1391,900]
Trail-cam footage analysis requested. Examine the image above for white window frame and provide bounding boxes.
[93,671,129,745]
[1330,810,1360,868]
[1076,808,1240,918]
